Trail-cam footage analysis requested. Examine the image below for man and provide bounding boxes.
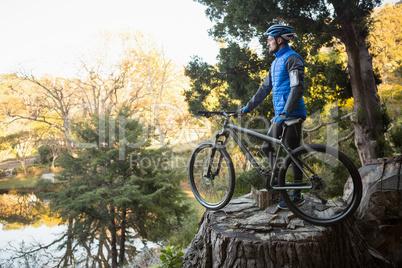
[240,24,306,209]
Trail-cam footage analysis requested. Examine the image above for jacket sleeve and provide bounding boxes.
[284,54,305,114]
[245,72,272,111]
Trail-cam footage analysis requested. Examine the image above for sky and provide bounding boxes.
[0,0,397,78]
[0,0,220,77]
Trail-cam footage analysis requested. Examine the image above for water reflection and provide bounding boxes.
[0,193,157,267]
[0,223,67,267]
[0,191,61,230]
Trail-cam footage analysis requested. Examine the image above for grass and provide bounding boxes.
[0,175,39,190]
[0,162,55,191]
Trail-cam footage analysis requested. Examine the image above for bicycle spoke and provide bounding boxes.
[279,144,362,225]
[189,142,235,209]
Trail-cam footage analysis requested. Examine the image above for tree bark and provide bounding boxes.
[342,22,384,166]
[331,5,385,166]
[109,207,119,268]
[344,155,402,266]
[183,194,379,268]
[119,209,127,266]
[62,216,74,267]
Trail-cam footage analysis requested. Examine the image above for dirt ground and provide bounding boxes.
[0,158,35,171]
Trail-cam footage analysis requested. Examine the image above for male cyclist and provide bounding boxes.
[240,24,306,209]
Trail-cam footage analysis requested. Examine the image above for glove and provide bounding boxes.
[240,106,250,115]
[271,111,289,126]
[236,106,250,117]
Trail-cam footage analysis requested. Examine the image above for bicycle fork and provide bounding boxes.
[204,132,229,180]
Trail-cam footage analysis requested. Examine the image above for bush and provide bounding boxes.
[153,245,184,268]
[390,123,402,154]
[34,178,61,194]
[166,205,199,247]
[235,169,266,196]
[12,165,23,175]
[36,145,52,164]
[0,168,7,178]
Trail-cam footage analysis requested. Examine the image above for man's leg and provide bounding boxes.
[277,121,304,209]
[261,124,282,169]
[284,122,303,195]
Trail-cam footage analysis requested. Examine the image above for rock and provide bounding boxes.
[41,173,55,182]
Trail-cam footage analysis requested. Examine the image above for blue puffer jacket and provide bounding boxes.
[271,46,306,117]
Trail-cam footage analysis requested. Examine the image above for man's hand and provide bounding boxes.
[271,111,289,126]
[238,106,250,117]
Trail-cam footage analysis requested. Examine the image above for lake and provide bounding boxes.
[0,193,159,267]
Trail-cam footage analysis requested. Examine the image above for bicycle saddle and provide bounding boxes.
[284,118,302,126]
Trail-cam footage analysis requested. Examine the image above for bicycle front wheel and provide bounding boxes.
[278,144,362,226]
[188,141,235,210]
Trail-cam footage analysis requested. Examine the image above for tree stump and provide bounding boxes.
[344,155,402,266]
[183,194,378,268]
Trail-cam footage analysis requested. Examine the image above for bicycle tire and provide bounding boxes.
[188,141,235,210]
[278,144,362,226]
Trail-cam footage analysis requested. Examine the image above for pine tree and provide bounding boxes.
[47,108,191,267]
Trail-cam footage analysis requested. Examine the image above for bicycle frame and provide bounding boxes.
[213,118,314,191]
[192,111,363,225]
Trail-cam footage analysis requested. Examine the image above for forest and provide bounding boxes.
[0,1,401,267]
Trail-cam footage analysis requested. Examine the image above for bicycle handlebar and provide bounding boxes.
[196,110,239,118]
[196,110,303,127]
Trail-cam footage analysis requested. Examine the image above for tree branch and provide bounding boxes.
[330,130,355,147]
[6,234,67,262]
[303,112,354,132]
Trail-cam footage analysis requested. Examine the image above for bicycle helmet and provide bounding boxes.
[264,24,294,41]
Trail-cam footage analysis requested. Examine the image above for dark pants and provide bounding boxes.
[262,120,303,194]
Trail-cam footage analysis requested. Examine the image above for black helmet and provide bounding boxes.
[264,24,294,41]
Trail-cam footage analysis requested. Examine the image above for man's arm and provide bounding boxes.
[284,54,304,114]
[245,72,272,111]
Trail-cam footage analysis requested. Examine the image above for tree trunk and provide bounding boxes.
[64,118,74,154]
[119,209,127,266]
[154,104,165,146]
[62,216,74,267]
[18,158,27,175]
[51,156,57,172]
[110,207,119,268]
[183,194,380,268]
[342,21,384,166]
[331,5,385,166]
[98,230,108,267]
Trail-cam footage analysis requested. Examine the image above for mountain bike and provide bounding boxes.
[188,111,362,226]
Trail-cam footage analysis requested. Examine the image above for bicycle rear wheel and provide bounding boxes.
[278,144,362,226]
[188,141,235,210]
